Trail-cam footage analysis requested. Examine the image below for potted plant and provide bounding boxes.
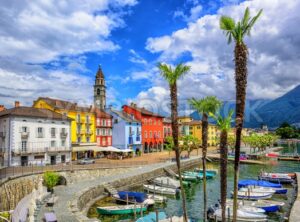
[43,171,60,194]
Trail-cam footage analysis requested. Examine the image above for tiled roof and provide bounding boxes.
[36,97,94,112]
[0,107,72,121]
[124,104,164,118]
[110,109,140,123]
[95,108,112,118]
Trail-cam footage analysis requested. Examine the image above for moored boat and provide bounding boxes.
[148,194,168,203]
[97,204,147,215]
[143,184,179,195]
[184,171,215,179]
[194,168,218,175]
[152,176,180,189]
[259,172,294,184]
[176,174,199,182]
[212,208,267,222]
[240,185,288,194]
[238,179,282,189]
[233,191,273,200]
[239,187,276,195]
[118,191,147,203]
[226,199,281,213]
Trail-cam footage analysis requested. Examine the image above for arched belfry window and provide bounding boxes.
[97,88,100,95]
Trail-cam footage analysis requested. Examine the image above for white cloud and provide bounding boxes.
[143,0,300,107]
[0,0,137,63]
[0,0,137,107]
[129,49,147,65]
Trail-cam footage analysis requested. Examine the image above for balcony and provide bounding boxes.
[21,132,30,139]
[14,142,70,154]
[60,131,68,138]
[76,130,84,135]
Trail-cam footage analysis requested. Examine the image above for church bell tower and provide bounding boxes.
[94,65,106,110]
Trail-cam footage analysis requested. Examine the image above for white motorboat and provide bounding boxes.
[152,176,180,189]
[239,187,276,194]
[143,184,179,195]
[213,209,267,222]
[233,191,273,200]
[148,194,168,203]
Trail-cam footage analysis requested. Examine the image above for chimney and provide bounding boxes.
[15,101,20,108]
[0,105,5,112]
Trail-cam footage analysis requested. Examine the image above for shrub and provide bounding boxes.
[43,171,60,191]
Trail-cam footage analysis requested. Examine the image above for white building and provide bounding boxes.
[0,106,72,167]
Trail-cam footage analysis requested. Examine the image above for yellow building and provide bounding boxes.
[178,116,193,123]
[33,97,96,159]
[179,119,218,146]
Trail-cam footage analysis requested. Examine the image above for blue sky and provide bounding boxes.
[0,0,299,115]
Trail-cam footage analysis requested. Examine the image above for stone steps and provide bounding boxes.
[103,183,119,197]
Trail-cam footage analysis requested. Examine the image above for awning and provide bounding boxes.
[97,146,134,153]
[72,146,133,153]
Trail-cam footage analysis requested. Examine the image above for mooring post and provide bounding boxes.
[156,209,159,222]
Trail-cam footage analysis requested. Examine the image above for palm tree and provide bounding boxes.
[210,110,234,222]
[219,7,262,221]
[158,62,190,222]
[189,96,222,221]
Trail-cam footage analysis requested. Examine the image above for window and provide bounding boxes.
[97,88,100,95]
[197,126,201,129]
[144,119,147,125]
[144,131,147,138]
[102,129,106,136]
[86,115,90,123]
[149,131,152,138]
[137,127,140,135]
[149,119,152,125]
[61,140,66,147]
[154,120,156,125]
[114,119,118,124]
[51,128,56,138]
[37,127,44,138]
[77,114,81,122]
[107,137,111,145]
[158,131,161,138]
[51,140,56,147]
[21,126,28,132]
[107,119,111,126]
[21,141,27,151]
[102,119,106,126]
[97,129,100,136]
[153,131,157,138]
[86,137,90,142]
[97,118,100,126]
[61,128,66,134]
[77,137,81,143]
[129,126,132,136]
[102,137,106,145]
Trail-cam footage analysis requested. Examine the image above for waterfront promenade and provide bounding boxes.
[289,172,300,222]
[35,157,201,222]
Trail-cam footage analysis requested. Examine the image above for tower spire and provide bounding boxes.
[94,65,106,110]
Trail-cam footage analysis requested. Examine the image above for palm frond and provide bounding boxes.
[220,16,235,31]
[158,62,190,85]
[189,96,222,115]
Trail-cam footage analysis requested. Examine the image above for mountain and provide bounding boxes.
[256,85,300,128]
[190,85,300,128]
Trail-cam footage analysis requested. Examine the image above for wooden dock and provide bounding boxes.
[207,154,266,165]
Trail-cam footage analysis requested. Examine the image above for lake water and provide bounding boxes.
[88,144,300,222]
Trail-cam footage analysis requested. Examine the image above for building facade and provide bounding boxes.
[122,103,164,153]
[163,118,172,138]
[94,66,106,110]
[95,108,112,147]
[33,97,96,160]
[0,106,72,167]
[107,108,142,154]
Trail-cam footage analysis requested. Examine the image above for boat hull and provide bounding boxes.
[97,206,147,215]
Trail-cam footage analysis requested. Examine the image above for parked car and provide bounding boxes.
[78,158,95,165]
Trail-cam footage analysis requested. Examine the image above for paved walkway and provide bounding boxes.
[289,172,300,222]
[36,157,200,222]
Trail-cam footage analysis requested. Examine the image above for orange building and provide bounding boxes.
[122,103,164,153]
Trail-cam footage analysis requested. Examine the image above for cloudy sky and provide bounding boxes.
[0,0,299,114]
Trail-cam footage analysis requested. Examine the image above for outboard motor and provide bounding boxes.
[207,206,215,220]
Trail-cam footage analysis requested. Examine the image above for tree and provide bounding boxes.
[43,171,60,193]
[211,109,234,222]
[165,136,174,159]
[189,96,222,221]
[158,62,190,222]
[180,135,199,157]
[220,7,262,221]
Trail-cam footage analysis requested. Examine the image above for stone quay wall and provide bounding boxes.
[75,158,201,219]
[289,172,300,222]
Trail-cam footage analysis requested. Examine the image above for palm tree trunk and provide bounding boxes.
[220,130,228,222]
[170,83,188,222]
[202,113,208,221]
[233,42,248,222]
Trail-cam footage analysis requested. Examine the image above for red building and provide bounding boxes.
[122,103,164,153]
[95,108,112,147]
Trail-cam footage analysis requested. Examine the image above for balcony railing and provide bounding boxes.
[21,132,30,139]
[60,131,68,138]
[14,142,70,154]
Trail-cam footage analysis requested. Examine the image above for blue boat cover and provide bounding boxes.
[118,191,147,203]
[238,179,282,188]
